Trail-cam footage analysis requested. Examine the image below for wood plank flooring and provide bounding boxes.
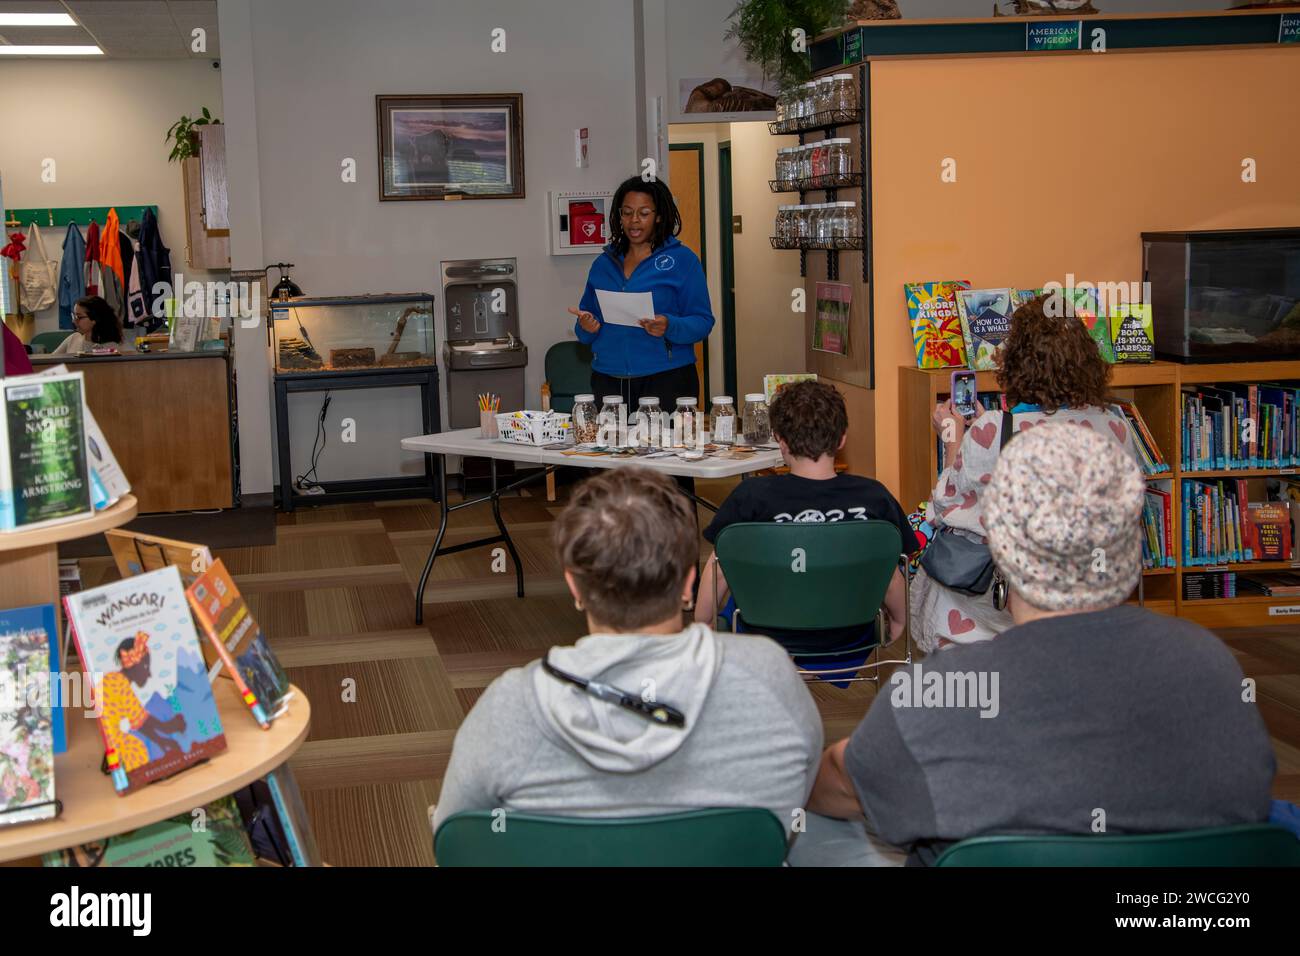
[74,478,1300,866]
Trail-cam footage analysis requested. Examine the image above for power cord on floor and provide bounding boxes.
[294,391,331,492]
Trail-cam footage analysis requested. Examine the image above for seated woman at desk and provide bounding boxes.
[52,295,122,355]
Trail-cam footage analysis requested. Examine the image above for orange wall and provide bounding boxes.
[865,46,1300,497]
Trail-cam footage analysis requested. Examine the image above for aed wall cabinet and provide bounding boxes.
[549,190,613,255]
[273,366,441,512]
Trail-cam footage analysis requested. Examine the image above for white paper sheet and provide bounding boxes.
[594,289,656,327]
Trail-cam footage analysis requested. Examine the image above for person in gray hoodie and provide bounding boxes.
[431,467,823,841]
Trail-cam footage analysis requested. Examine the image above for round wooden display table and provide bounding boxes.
[0,495,138,615]
[0,683,314,864]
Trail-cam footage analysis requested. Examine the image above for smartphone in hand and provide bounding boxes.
[950,370,978,421]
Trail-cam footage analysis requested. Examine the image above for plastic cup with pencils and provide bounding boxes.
[479,394,501,438]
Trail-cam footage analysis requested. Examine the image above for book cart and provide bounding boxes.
[0,497,320,866]
[900,360,1300,629]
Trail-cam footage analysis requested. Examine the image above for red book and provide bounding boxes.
[1247,502,1293,560]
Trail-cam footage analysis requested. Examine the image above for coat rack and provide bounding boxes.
[4,205,159,229]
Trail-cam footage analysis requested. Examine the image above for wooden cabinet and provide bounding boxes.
[182,125,230,269]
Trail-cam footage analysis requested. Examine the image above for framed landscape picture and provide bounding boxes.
[376,93,524,201]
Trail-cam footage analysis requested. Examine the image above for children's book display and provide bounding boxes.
[954,288,1016,371]
[64,566,227,795]
[35,365,130,510]
[904,280,970,369]
[186,559,292,729]
[42,795,256,867]
[105,528,215,588]
[1110,303,1155,363]
[0,604,61,826]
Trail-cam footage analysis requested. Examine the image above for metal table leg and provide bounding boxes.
[490,458,525,598]
[415,454,451,625]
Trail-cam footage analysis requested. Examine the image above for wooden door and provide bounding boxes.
[669,144,707,404]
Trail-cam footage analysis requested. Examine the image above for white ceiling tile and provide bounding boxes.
[0,1,67,12]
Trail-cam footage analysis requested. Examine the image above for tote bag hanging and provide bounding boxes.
[20,223,58,312]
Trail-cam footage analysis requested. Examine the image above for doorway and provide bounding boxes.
[718,141,737,399]
[668,142,708,403]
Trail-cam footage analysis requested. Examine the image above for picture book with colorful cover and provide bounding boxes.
[186,559,291,727]
[813,282,851,356]
[35,365,130,510]
[955,288,1015,371]
[105,529,215,589]
[0,604,60,826]
[763,373,818,407]
[1110,303,1155,363]
[904,280,970,369]
[42,795,255,867]
[1055,287,1115,363]
[0,372,93,531]
[64,566,227,795]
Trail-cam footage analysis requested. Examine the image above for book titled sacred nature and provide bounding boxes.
[904,280,970,369]
[36,364,130,510]
[0,372,93,531]
[64,566,226,795]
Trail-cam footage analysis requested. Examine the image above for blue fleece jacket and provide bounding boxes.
[575,235,714,378]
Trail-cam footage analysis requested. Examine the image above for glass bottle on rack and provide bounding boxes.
[828,138,851,179]
[572,394,599,445]
[775,89,788,126]
[841,201,861,239]
[742,393,771,445]
[801,81,818,124]
[831,73,858,113]
[710,396,737,445]
[598,395,624,445]
[815,76,834,118]
[672,397,700,447]
[792,204,811,242]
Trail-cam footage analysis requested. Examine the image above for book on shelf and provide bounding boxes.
[1237,572,1300,597]
[42,795,256,867]
[1182,477,1255,566]
[32,364,130,510]
[1183,571,1237,600]
[1182,383,1300,470]
[1113,402,1169,475]
[64,566,227,795]
[0,604,61,826]
[1110,303,1154,363]
[0,371,93,532]
[905,280,970,369]
[763,373,818,406]
[955,288,1015,371]
[1062,287,1117,363]
[1141,485,1175,569]
[1246,501,1294,561]
[105,529,215,589]
[186,558,292,729]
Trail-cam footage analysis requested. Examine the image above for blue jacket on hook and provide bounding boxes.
[575,235,714,379]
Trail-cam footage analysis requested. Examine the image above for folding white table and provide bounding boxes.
[400,428,784,623]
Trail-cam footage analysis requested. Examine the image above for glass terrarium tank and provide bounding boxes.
[1144,228,1300,362]
[271,293,435,374]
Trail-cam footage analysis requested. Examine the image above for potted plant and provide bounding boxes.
[166,107,221,163]
[725,0,856,91]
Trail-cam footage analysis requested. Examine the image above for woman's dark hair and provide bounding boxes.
[770,381,848,461]
[75,295,122,345]
[609,176,682,256]
[553,467,696,631]
[997,294,1110,409]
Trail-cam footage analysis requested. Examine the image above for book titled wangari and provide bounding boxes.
[65,566,226,795]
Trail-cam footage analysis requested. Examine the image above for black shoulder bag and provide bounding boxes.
[918,410,1013,596]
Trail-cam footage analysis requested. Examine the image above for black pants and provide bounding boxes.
[589,363,699,500]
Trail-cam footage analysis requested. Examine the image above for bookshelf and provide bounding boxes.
[900,360,1300,628]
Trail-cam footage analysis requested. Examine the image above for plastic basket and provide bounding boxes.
[495,410,574,445]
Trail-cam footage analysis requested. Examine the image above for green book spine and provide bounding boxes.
[2,375,92,530]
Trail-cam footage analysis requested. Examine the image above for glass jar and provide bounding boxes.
[831,73,858,113]
[809,141,826,181]
[775,205,792,243]
[673,397,700,447]
[742,393,771,445]
[774,89,788,126]
[840,201,861,239]
[710,396,737,445]
[801,81,817,123]
[571,394,599,444]
[631,396,662,447]
[792,204,810,241]
[814,76,834,117]
[828,138,852,179]
[598,395,624,445]
[774,147,791,185]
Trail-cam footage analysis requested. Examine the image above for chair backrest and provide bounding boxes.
[434,807,787,867]
[934,824,1300,867]
[544,341,593,414]
[29,331,69,354]
[714,520,902,632]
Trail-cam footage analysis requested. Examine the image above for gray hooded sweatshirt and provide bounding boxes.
[432,625,823,835]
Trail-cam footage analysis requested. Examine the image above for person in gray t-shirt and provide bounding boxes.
[432,467,822,842]
[800,423,1276,866]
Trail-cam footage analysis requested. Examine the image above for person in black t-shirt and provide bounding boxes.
[696,381,914,650]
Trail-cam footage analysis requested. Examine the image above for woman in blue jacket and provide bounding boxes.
[569,176,714,406]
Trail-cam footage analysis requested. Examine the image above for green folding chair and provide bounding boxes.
[29,331,69,354]
[433,807,788,867]
[541,341,594,415]
[934,824,1300,867]
[712,520,910,684]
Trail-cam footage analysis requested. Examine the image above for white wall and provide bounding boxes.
[0,59,225,334]
[230,0,641,486]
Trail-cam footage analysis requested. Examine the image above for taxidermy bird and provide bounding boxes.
[994,0,1100,15]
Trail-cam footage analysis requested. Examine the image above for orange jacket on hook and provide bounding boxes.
[99,208,124,288]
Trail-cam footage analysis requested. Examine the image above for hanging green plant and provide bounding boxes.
[725,0,851,92]
[165,107,221,163]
